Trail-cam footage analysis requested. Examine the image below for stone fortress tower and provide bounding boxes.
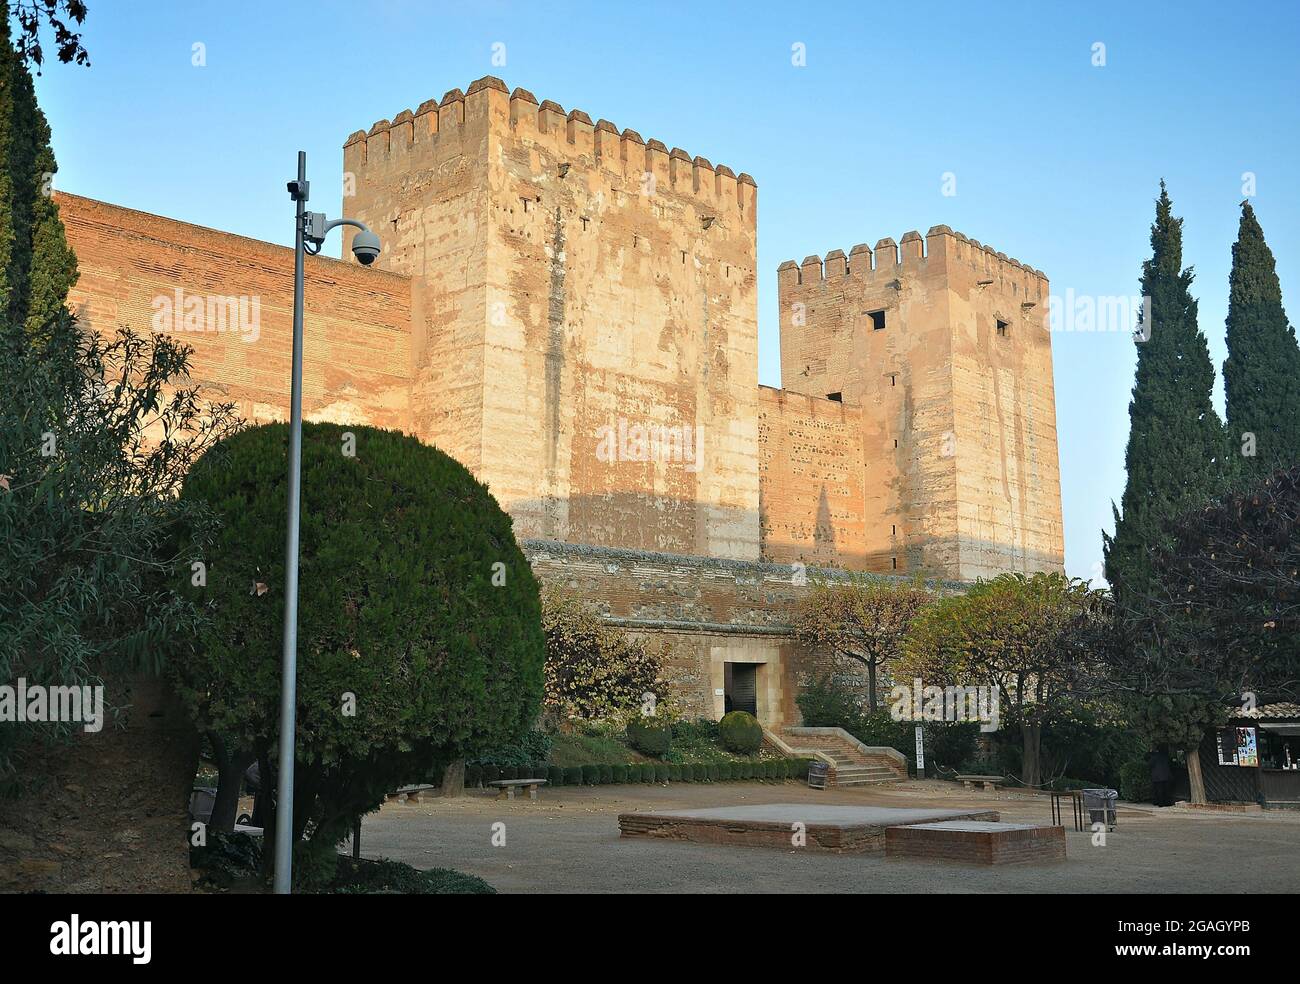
[57,76,1064,724]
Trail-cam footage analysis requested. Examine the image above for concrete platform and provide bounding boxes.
[885,820,1066,865]
[618,804,999,853]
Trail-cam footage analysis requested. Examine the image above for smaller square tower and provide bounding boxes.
[775,227,1064,580]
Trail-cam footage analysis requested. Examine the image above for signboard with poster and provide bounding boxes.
[1236,727,1258,767]
[1218,726,1259,766]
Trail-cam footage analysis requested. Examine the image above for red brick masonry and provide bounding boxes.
[884,821,1066,864]
[618,805,1000,854]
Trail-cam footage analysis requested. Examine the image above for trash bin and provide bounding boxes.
[807,761,829,790]
[1082,788,1118,830]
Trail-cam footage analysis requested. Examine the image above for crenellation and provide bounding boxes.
[58,73,1064,732]
[900,230,924,261]
[537,98,564,134]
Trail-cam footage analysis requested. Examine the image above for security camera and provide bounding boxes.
[351,228,381,266]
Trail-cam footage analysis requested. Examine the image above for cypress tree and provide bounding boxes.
[0,2,78,334]
[1223,201,1300,478]
[1103,182,1229,605]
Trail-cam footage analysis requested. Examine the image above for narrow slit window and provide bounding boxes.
[891,557,898,570]
[996,318,1009,337]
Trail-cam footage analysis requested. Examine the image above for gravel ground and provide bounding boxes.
[353,779,1300,894]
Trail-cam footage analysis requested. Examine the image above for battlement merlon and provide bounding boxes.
[343,75,756,219]
[777,225,1049,301]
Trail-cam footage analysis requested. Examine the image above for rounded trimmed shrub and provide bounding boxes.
[547,765,564,787]
[611,764,628,784]
[482,765,500,785]
[680,763,695,782]
[718,762,734,781]
[626,716,673,758]
[718,711,763,754]
[654,763,669,783]
[501,765,518,781]
[641,763,656,783]
[598,763,613,784]
[563,766,583,786]
[178,422,544,858]
[706,763,720,782]
[667,763,682,781]
[581,764,600,785]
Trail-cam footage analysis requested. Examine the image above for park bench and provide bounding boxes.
[954,774,1003,792]
[488,778,548,801]
[388,783,439,804]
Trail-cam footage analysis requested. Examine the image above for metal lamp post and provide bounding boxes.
[275,151,381,894]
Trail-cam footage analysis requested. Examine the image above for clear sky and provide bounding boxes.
[32,0,1300,583]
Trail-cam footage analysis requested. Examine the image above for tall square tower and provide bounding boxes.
[342,77,761,561]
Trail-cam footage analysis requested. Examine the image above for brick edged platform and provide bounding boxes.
[884,821,1066,864]
[618,804,999,854]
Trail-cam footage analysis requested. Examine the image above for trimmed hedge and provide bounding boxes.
[469,757,805,787]
[719,711,763,754]
[626,716,673,758]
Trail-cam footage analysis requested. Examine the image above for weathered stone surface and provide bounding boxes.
[55,77,1063,737]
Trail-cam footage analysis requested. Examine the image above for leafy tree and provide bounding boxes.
[790,575,932,711]
[5,1,89,71]
[175,422,545,881]
[540,588,668,726]
[1104,182,1229,606]
[1223,202,1300,479]
[899,572,1103,788]
[0,11,234,789]
[0,7,77,333]
[1102,465,1300,803]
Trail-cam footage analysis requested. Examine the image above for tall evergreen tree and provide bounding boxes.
[1223,201,1300,478]
[0,1,78,332]
[1103,182,1228,605]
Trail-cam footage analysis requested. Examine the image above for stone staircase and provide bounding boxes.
[769,727,908,789]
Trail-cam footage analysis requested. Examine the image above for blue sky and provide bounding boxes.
[33,1,1300,582]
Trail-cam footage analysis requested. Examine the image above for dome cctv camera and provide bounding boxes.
[351,228,381,266]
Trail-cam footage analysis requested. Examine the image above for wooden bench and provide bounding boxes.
[954,774,1003,793]
[488,779,548,801]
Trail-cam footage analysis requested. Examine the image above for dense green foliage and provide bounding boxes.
[0,14,235,789]
[1104,182,1229,606]
[176,422,544,868]
[1223,203,1300,479]
[0,8,76,333]
[328,858,495,895]
[1119,759,1154,804]
[718,710,762,754]
[790,575,932,710]
[626,715,672,757]
[540,589,668,725]
[899,573,1104,787]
